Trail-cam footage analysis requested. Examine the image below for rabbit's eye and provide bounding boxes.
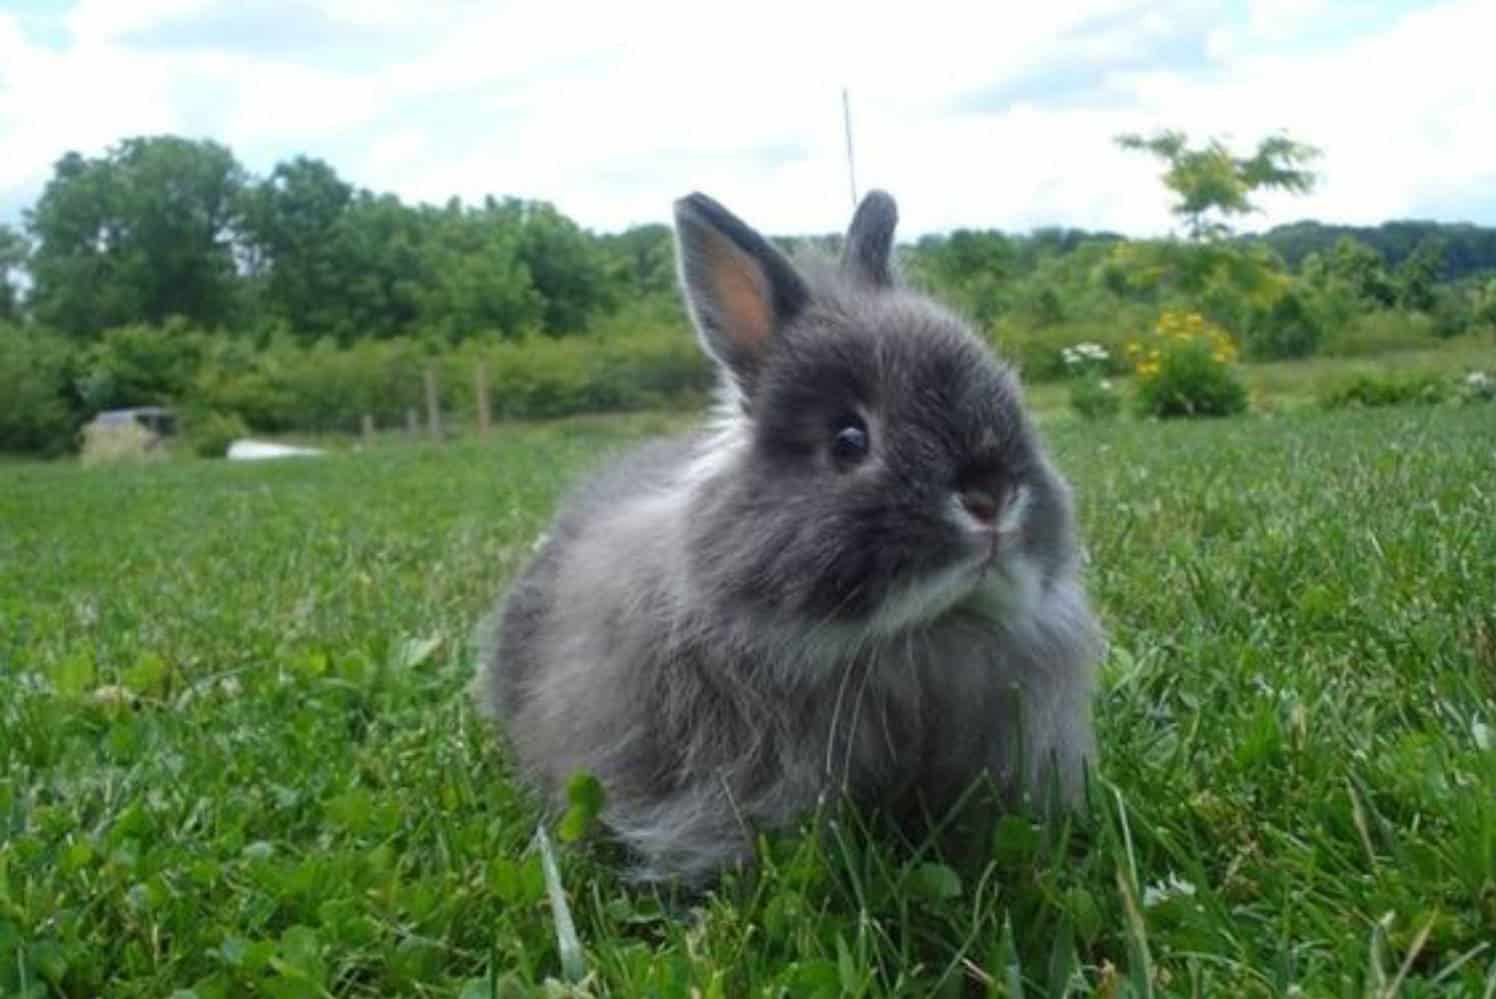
[831,418,869,466]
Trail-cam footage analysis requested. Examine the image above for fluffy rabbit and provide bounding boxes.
[473,190,1103,885]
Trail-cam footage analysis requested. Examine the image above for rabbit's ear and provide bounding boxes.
[842,190,898,288]
[674,193,809,391]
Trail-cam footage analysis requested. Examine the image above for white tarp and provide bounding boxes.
[226,439,326,461]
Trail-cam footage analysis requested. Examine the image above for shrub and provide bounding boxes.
[1069,375,1121,421]
[1431,286,1473,339]
[185,410,249,458]
[1059,341,1122,421]
[1128,311,1248,419]
[79,320,207,411]
[1475,279,1496,330]
[1245,289,1323,360]
[1318,372,1449,409]
[0,325,82,456]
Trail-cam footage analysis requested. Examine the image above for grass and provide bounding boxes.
[3,397,1495,995]
[1020,331,1494,423]
[1240,333,1495,411]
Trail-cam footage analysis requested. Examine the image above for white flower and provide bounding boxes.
[1143,872,1198,908]
[1063,342,1111,371]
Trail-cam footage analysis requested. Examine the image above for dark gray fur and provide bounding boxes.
[473,190,1103,885]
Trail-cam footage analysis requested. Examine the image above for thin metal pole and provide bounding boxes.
[842,87,858,209]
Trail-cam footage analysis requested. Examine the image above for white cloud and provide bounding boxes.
[1,0,1494,238]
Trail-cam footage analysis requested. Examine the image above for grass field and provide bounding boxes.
[2,398,1495,996]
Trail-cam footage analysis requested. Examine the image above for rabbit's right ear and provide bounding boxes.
[674,193,809,394]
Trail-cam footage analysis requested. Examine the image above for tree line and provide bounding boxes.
[2,132,1495,456]
[0,137,653,341]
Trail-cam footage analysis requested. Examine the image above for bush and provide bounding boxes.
[0,325,82,456]
[1318,372,1449,409]
[185,410,249,458]
[1068,375,1122,421]
[177,303,713,434]
[1475,279,1496,330]
[187,333,296,431]
[1128,311,1248,419]
[1245,290,1323,360]
[449,323,710,423]
[79,320,207,411]
[1431,286,1473,339]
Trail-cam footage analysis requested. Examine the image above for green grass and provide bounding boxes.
[3,400,1495,996]
[1239,334,1494,411]
[1020,331,1494,423]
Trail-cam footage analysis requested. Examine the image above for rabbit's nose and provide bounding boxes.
[959,489,999,526]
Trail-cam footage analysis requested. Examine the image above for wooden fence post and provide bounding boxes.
[424,367,441,441]
[475,361,492,439]
[406,408,419,436]
[361,413,375,447]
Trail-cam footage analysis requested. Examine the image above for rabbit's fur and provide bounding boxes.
[473,191,1103,885]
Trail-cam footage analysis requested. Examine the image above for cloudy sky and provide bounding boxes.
[1,0,1493,239]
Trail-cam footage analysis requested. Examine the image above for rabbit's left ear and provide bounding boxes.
[842,190,898,288]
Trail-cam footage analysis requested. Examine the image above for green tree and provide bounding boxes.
[1116,130,1320,240]
[505,199,612,335]
[1322,236,1397,308]
[1110,129,1321,357]
[332,192,429,340]
[415,197,545,340]
[26,137,249,337]
[0,224,28,321]
[238,156,358,337]
[600,224,676,300]
[0,325,80,455]
[911,229,1017,324]
[1394,235,1446,313]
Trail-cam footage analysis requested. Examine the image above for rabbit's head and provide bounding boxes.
[674,191,1078,647]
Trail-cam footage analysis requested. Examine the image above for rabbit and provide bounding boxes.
[472,189,1104,886]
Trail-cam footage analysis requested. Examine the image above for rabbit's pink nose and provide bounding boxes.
[960,489,999,526]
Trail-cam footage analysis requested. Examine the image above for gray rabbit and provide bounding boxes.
[473,190,1103,885]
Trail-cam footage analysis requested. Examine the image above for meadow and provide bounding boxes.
[2,395,1494,996]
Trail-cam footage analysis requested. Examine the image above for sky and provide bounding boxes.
[1,0,1494,239]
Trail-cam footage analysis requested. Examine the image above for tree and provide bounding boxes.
[415,197,545,340]
[1116,130,1320,240]
[1394,235,1446,313]
[911,229,1017,324]
[600,224,676,300]
[238,156,357,337]
[504,199,612,335]
[332,192,429,340]
[26,137,248,336]
[0,327,80,455]
[1323,236,1397,308]
[0,224,28,322]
